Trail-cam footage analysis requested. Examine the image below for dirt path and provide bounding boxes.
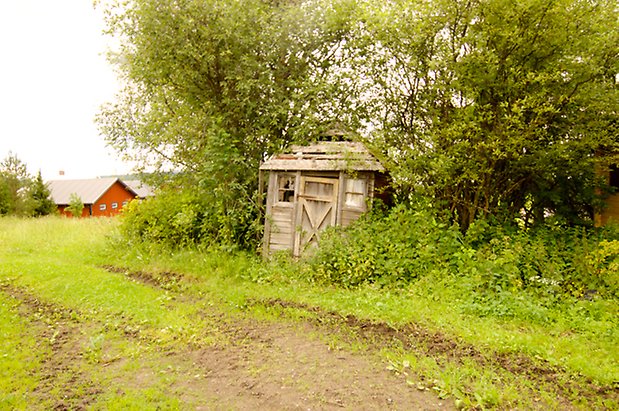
[2,281,450,410]
[169,318,450,410]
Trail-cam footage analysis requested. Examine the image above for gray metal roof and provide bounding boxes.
[47,177,137,205]
[123,180,155,198]
[260,142,385,172]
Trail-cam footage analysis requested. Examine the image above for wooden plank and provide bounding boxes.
[269,206,294,246]
[270,224,293,234]
[341,210,363,227]
[262,172,278,257]
[289,142,368,152]
[260,159,384,172]
[336,172,345,225]
[269,243,291,251]
[272,207,293,218]
[272,217,293,226]
[270,232,292,245]
[601,193,619,225]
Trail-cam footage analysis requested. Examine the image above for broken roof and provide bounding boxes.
[47,177,138,205]
[260,142,385,172]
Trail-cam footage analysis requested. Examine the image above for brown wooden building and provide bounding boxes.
[48,177,139,217]
[596,164,619,226]
[260,142,387,257]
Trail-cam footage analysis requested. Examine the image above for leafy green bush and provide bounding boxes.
[309,204,619,304]
[309,204,463,287]
[119,190,203,249]
[66,193,84,218]
[118,184,260,251]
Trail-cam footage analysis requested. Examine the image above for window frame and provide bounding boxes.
[275,173,296,206]
[343,177,367,211]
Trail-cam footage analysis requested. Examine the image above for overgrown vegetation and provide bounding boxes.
[309,204,619,300]
[0,152,55,217]
[98,0,619,246]
[1,217,617,409]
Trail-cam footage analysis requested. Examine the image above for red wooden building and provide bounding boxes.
[48,177,139,217]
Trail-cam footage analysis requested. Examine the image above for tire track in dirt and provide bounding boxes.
[0,282,103,410]
[251,298,619,408]
[167,318,451,410]
[101,265,188,292]
[97,265,452,409]
[96,265,619,408]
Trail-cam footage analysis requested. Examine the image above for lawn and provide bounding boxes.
[0,217,616,409]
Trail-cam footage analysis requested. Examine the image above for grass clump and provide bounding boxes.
[0,292,41,409]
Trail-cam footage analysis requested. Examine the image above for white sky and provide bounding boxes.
[0,1,132,180]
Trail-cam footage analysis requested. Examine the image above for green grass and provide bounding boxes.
[0,216,617,409]
[0,217,226,408]
[119,243,618,385]
[0,292,42,409]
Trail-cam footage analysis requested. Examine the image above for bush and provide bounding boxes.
[119,190,205,249]
[309,204,463,288]
[308,203,619,302]
[118,185,260,251]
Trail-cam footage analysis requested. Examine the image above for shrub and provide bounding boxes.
[66,193,84,218]
[119,190,204,249]
[309,204,463,288]
[118,185,260,251]
[308,203,619,303]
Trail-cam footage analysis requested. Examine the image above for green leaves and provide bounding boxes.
[67,193,84,218]
[358,0,619,229]
[99,0,618,249]
[98,0,369,249]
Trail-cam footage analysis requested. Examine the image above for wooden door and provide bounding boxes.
[294,176,339,256]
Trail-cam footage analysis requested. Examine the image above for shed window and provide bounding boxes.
[277,174,295,203]
[610,165,619,189]
[99,203,107,211]
[112,202,118,209]
[344,179,366,208]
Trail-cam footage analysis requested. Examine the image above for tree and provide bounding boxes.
[99,0,618,249]
[356,0,619,229]
[0,176,11,215]
[0,152,32,216]
[29,171,56,217]
[97,0,363,248]
[66,193,84,218]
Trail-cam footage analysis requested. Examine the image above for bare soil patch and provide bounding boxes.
[0,283,102,410]
[171,319,450,410]
[94,265,619,408]
[251,298,619,407]
[101,264,188,291]
[1,278,450,410]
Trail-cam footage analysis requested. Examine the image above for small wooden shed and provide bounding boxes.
[260,141,387,257]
